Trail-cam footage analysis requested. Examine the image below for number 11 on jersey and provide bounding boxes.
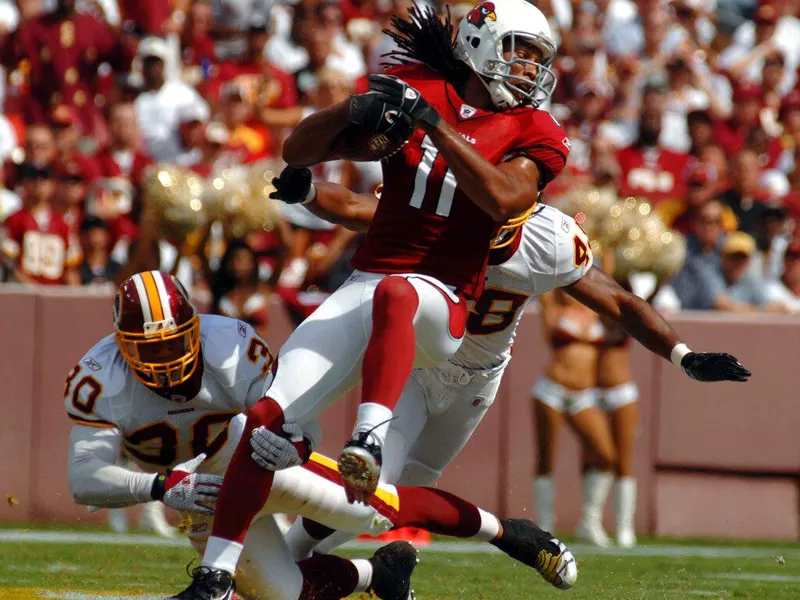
[409,135,456,218]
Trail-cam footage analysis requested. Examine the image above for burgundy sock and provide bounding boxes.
[395,486,482,537]
[298,554,359,600]
[209,397,285,543]
[361,277,419,409]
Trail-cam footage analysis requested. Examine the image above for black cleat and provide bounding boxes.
[169,566,235,600]
[338,431,383,504]
[368,540,419,600]
[490,518,578,590]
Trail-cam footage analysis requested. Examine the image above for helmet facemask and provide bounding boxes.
[480,31,557,109]
[116,314,201,389]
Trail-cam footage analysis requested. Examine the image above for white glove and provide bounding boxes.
[151,454,222,516]
[250,423,308,471]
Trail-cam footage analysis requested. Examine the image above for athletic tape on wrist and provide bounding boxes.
[670,343,692,368]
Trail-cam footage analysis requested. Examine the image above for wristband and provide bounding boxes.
[151,472,167,501]
[300,183,317,206]
[670,343,691,368]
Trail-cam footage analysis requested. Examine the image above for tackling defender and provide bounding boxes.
[261,167,752,557]
[66,271,577,600]
[184,2,575,595]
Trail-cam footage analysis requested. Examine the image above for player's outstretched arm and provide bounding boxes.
[269,165,378,232]
[68,425,222,513]
[565,266,751,382]
[68,424,158,508]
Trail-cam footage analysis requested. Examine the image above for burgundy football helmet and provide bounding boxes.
[113,270,200,388]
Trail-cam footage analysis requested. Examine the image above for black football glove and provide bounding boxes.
[348,92,416,143]
[368,74,442,128]
[681,352,751,382]
[270,165,312,204]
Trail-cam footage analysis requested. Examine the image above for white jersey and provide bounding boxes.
[452,204,593,370]
[64,314,275,475]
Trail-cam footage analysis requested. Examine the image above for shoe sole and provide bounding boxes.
[338,447,380,500]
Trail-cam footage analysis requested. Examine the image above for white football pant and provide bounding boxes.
[266,270,466,425]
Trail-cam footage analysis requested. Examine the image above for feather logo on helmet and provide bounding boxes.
[467,2,497,28]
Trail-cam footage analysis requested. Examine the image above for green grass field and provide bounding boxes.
[1,526,798,600]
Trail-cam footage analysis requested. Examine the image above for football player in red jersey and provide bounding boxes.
[174,3,571,596]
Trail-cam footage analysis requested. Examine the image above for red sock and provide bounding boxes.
[298,555,359,600]
[361,277,419,409]
[395,486,482,538]
[210,397,285,544]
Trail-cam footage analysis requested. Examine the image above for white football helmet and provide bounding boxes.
[455,0,557,109]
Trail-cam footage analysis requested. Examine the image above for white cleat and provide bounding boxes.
[576,519,613,548]
[108,508,128,534]
[616,525,637,549]
[139,501,176,538]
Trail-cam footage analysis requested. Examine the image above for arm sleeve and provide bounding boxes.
[68,425,157,508]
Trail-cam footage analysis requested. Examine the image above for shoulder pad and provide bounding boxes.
[64,335,128,428]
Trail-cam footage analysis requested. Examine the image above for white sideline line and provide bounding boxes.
[708,572,800,583]
[1,530,798,559]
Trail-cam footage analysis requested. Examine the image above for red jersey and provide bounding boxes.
[351,64,569,300]
[95,148,154,188]
[616,145,690,205]
[203,62,298,109]
[1,13,132,134]
[1,207,81,284]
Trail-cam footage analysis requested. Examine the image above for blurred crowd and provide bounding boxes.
[0,0,799,329]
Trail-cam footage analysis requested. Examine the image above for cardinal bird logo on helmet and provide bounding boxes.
[467,1,497,28]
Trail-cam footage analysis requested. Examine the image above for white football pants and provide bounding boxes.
[383,360,506,486]
[267,270,466,424]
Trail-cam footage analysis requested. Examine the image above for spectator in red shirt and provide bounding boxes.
[95,101,154,190]
[181,0,217,69]
[218,82,272,162]
[713,85,764,155]
[186,121,224,177]
[50,105,101,181]
[120,0,189,36]
[54,157,91,241]
[616,84,690,205]
[5,123,58,190]
[0,162,80,285]
[204,15,298,110]
[0,0,132,137]
[779,90,800,153]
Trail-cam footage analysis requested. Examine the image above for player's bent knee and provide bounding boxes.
[397,460,443,487]
[373,276,420,315]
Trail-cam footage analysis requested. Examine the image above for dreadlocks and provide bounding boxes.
[382,2,471,82]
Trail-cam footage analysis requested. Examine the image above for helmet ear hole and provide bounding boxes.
[471,37,481,48]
